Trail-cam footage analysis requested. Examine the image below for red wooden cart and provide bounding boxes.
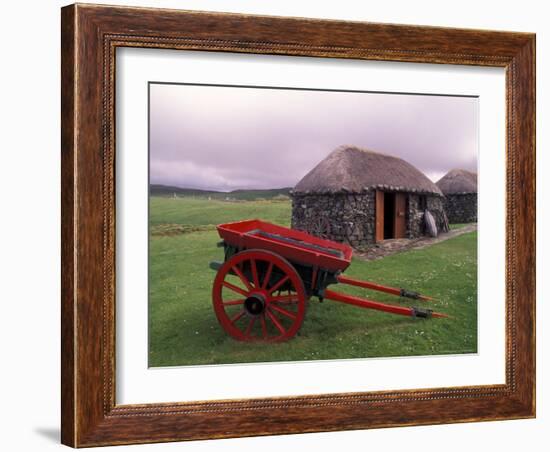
[210,219,447,342]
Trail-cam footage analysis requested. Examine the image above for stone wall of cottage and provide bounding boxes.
[408,195,448,237]
[407,194,423,238]
[443,193,477,223]
[291,192,376,247]
[291,191,448,247]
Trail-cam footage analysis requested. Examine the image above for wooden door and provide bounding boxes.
[375,190,384,242]
[394,193,406,239]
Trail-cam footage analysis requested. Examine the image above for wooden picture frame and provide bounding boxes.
[61,3,535,447]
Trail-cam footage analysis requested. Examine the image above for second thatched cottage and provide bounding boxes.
[436,169,478,223]
[290,146,448,247]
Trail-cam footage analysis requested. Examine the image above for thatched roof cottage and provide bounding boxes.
[436,169,478,223]
[291,145,448,247]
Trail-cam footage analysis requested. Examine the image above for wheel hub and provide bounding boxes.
[244,293,266,316]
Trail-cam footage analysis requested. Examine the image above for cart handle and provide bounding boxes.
[323,289,448,318]
[336,274,435,302]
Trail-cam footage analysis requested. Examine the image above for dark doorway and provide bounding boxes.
[376,190,407,242]
[383,192,395,239]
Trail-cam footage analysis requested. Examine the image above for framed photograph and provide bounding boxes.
[61,3,535,447]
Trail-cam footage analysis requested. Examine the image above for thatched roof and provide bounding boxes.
[436,169,477,194]
[293,145,443,195]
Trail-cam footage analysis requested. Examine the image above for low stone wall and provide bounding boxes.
[291,192,376,247]
[443,193,477,223]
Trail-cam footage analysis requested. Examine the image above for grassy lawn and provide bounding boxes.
[150,196,291,228]
[449,223,470,230]
[149,196,477,366]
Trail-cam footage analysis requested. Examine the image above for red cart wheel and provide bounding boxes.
[212,249,307,342]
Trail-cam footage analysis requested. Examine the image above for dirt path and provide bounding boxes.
[355,224,477,261]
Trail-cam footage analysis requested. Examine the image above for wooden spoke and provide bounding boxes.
[250,259,260,288]
[230,310,245,324]
[262,262,273,289]
[222,299,245,306]
[231,265,253,291]
[222,281,249,297]
[269,303,296,320]
[245,317,256,337]
[269,275,289,294]
[266,309,286,335]
[271,294,299,304]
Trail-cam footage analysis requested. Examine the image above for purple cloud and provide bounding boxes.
[150,83,477,191]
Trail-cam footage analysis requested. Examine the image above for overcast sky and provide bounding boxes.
[149,83,478,192]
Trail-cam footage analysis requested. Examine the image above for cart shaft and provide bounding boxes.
[323,289,447,318]
[336,274,434,301]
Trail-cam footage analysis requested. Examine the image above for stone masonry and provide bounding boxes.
[408,195,448,237]
[291,190,447,247]
[442,193,477,223]
[291,192,376,247]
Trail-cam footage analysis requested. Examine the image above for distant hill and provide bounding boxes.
[226,188,291,200]
[150,184,291,201]
[150,185,217,197]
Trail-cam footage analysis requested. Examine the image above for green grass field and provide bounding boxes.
[149,196,477,367]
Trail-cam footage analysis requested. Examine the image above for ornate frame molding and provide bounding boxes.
[61,4,535,447]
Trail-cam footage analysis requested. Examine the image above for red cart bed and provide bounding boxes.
[217,219,353,273]
[211,219,446,342]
